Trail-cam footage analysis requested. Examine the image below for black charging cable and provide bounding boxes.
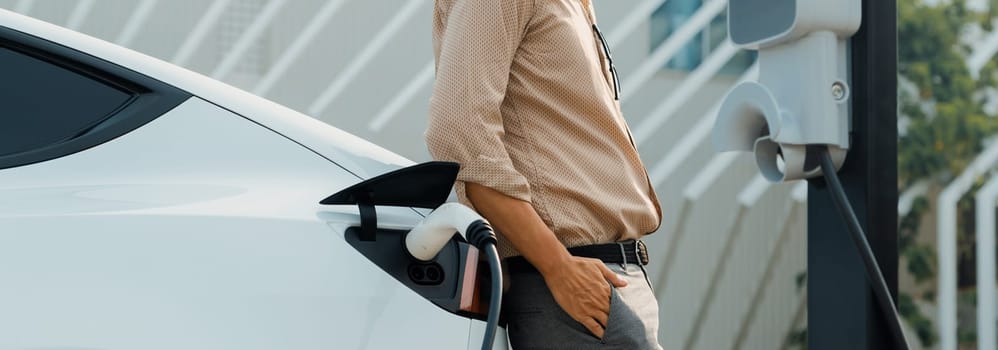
[818,147,910,350]
[466,220,503,350]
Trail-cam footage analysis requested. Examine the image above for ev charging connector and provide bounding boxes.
[712,0,861,182]
[405,203,502,350]
[405,203,495,262]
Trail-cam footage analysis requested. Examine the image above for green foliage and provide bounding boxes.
[907,243,937,283]
[924,289,936,302]
[896,190,938,346]
[899,292,939,346]
[899,197,928,248]
[786,328,807,350]
[958,288,982,345]
[896,0,998,347]
[900,197,936,283]
[898,0,998,186]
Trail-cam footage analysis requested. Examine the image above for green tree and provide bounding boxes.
[898,0,998,346]
[899,0,998,185]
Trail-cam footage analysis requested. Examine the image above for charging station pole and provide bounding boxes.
[806,0,898,348]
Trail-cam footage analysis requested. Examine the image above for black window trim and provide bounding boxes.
[0,25,191,170]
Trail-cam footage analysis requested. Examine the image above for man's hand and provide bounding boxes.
[541,256,628,339]
[464,182,627,338]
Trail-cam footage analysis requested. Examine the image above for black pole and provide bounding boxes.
[806,0,898,348]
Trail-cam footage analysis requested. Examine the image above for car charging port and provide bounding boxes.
[408,262,445,285]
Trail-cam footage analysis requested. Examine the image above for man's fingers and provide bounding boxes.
[595,310,609,328]
[581,318,605,339]
[599,263,628,287]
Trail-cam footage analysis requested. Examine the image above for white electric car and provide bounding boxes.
[0,8,504,350]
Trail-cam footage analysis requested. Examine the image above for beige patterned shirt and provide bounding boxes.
[425,0,662,258]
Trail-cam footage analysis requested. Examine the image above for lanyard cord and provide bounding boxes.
[592,23,621,100]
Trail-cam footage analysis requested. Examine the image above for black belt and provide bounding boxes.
[504,240,649,274]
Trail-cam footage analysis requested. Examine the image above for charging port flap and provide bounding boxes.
[320,161,459,240]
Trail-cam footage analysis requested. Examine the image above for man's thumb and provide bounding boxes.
[601,264,628,287]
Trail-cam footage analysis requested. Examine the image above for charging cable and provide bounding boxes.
[466,220,502,350]
[818,147,910,350]
[405,203,503,350]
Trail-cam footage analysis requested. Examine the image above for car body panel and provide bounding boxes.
[0,98,471,349]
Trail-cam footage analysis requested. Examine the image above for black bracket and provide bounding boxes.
[356,191,377,241]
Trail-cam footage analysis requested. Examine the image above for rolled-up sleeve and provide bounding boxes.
[425,0,535,204]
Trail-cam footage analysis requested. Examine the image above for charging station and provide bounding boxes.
[713,0,899,348]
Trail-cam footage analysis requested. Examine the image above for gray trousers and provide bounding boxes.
[501,262,663,350]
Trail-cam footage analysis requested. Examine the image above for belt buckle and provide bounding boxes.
[636,240,648,265]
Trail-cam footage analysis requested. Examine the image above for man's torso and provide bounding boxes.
[430,0,662,258]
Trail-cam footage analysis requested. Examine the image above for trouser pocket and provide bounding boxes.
[601,286,652,349]
[501,271,654,350]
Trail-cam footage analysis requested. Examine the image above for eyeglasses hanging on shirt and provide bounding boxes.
[592,24,621,101]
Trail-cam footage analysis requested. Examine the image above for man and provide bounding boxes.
[425,0,663,348]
